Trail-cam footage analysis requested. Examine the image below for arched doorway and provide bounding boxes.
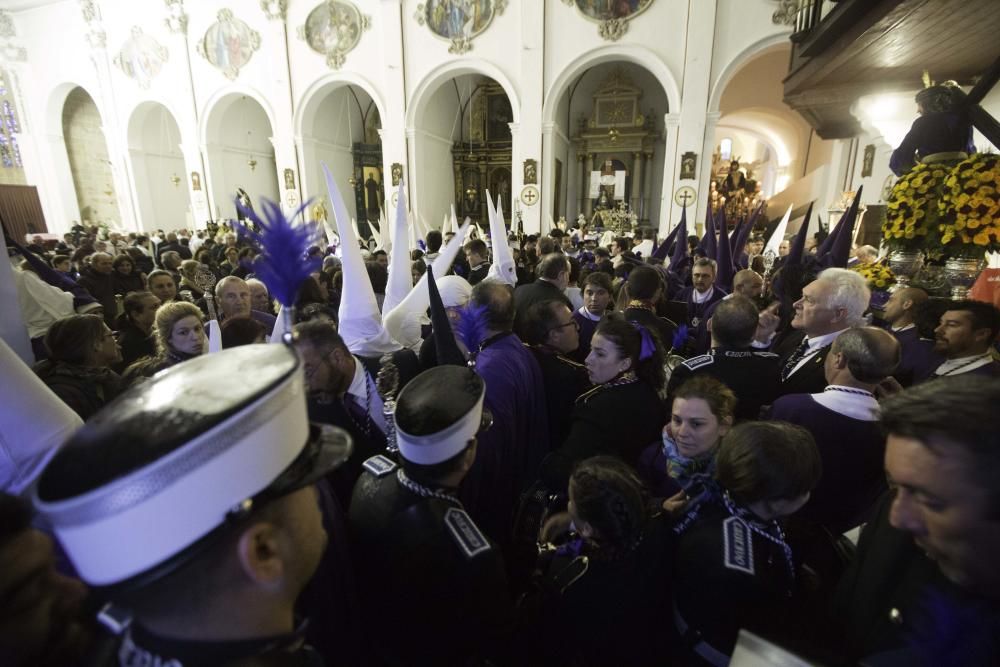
[411,73,515,229]
[202,93,279,222]
[62,86,121,226]
[551,62,668,232]
[711,44,825,229]
[298,83,382,236]
[127,102,189,231]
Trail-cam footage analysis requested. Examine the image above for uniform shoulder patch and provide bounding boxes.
[752,351,779,358]
[722,516,755,575]
[556,354,586,369]
[444,507,492,559]
[682,354,714,370]
[362,454,397,477]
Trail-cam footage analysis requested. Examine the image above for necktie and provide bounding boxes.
[781,338,811,381]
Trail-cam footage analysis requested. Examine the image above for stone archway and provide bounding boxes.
[201,92,279,222]
[126,102,189,231]
[61,86,121,227]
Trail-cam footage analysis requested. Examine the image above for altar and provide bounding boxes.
[574,68,660,228]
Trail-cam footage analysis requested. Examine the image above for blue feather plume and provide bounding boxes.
[455,303,491,352]
[672,324,689,351]
[233,196,321,308]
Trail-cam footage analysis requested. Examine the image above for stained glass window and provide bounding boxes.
[0,71,23,170]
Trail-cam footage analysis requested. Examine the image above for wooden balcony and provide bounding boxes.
[783,0,1000,139]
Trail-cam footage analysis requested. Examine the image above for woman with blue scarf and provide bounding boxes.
[639,376,736,506]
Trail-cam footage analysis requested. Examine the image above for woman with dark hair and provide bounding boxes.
[111,254,145,295]
[33,314,123,419]
[670,421,822,663]
[540,312,667,491]
[639,375,736,502]
[523,457,672,665]
[124,301,206,380]
[114,291,161,369]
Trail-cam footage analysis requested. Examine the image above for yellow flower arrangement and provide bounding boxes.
[883,163,947,252]
[938,154,1000,255]
[851,261,896,291]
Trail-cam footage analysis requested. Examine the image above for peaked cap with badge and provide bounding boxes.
[33,344,352,589]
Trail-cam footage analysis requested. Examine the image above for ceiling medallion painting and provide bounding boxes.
[562,0,654,41]
[297,1,370,70]
[414,0,508,55]
[197,9,261,80]
[114,27,168,89]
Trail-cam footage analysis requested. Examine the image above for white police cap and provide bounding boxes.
[33,344,350,588]
[394,366,487,465]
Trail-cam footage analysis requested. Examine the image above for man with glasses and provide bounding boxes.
[522,300,590,447]
[349,365,515,665]
[292,320,389,506]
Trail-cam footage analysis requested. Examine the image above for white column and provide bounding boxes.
[659,112,681,236]
[672,0,717,232]
[258,13,299,216]
[516,0,544,235]
[381,0,408,210]
[697,110,722,221]
[540,121,557,233]
[631,151,643,222]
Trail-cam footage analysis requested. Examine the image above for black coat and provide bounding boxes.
[541,379,665,492]
[33,360,123,420]
[529,346,591,449]
[77,268,118,328]
[774,330,832,397]
[831,493,1000,665]
[349,460,515,665]
[623,306,677,351]
[667,348,780,420]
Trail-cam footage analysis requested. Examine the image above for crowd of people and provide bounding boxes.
[3,208,1000,666]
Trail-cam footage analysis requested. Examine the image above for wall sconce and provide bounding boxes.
[247,156,257,172]
[170,173,181,187]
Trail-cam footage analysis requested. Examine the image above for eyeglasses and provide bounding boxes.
[548,319,580,334]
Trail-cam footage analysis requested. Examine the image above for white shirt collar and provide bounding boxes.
[810,385,880,421]
[804,328,848,352]
[347,356,387,431]
[891,323,915,333]
[692,286,714,303]
[577,306,602,321]
[935,352,994,376]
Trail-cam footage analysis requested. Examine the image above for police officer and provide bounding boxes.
[667,296,780,420]
[348,365,515,665]
[31,345,352,666]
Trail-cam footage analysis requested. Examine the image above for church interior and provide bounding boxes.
[3,1,1000,665]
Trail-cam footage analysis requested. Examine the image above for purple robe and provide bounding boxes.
[461,333,550,545]
[770,393,885,533]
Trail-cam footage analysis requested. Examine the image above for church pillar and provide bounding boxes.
[478,159,489,225]
[660,113,681,236]
[257,9,299,217]
[583,152,595,217]
[697,111,722,228]
[631,152,643,224]
[643,151,654,227]
[540,122,557,234]
[577,153,587,218]
[516,0,544,234]
[508,121,520,224]
[380,0,409,212]
[162,5,209,229]
[79,10,138,231]
[672,0,717,233]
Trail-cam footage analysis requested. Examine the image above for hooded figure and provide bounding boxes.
[382,221,471,350]
[325,163,400,357]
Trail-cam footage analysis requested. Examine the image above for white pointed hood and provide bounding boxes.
[324,162,399,356]
[383,179,411,315]
[382,220,471,349]
[764,204,794,257]
[450,205,461,235]
[0,338,83,494]
[486,192,516,285]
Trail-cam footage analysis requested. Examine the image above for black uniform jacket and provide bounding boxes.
[541,379,666,492]
[348,458,515,666]
[667,348,780,420]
